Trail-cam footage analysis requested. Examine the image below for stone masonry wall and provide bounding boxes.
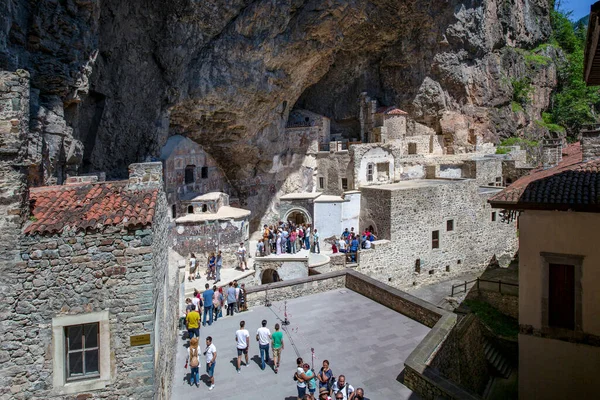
[150,187,177,399]
[5,225,165,399]
[358,179,517,290]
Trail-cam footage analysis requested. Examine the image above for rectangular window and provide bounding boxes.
[408,142,417,154]
[65,323,100,381]
[446,219,454,231]
[201,166,208,179]
[367,164,374,182]
[184,166,195,184]
[341,178,348,190]
[491,212,496,222]
[432,230,439,249]
[318,177,325,189]
[548,264,575,330]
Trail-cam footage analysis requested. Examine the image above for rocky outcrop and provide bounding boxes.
[1,0,556,227]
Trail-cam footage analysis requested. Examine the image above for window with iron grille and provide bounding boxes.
[367,164,374,182]
[65,323,100,381]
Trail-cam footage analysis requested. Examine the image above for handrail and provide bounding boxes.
[450,278,518,296]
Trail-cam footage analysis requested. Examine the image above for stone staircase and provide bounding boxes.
[484,340,512,379]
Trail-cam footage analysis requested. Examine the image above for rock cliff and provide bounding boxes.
[1,0,556,226]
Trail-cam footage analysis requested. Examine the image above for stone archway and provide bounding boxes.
[283,207,312,226]
[261,268,281,284]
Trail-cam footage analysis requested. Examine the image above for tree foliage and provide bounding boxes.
[545,2,600,137]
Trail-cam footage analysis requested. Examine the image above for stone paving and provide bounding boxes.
[171,289,428,399]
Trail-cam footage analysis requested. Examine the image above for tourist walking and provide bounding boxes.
[256,319,271,370]
[186,337,200,387]
[317,360,334,394]
[240,283,248,311]
[226,282,236,316]
[290,229,297,254]
[202,283,214,326]
[185,304,200,339]
[235,320,250,373]
[304,225,311,250]
[234,281,241,312]
[331,375,354,400]
[215,250,222,282]
[212,285,222,322]
[204,336,217,390]
[237,242,248,270]
[276,232,282,255]
[271,323,284,373]
[189,253,197,282]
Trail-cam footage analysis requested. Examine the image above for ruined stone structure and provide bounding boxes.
[1,162,178,399]
[160,135,236,217]
[173,191,251,264]
[358,179,517,289]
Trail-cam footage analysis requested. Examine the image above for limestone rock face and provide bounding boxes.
[1,0,555,227]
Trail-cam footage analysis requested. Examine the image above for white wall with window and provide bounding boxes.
[358,147,395,186]
[52,310,112,395]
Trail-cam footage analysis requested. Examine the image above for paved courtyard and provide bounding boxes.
[171,289,428,399]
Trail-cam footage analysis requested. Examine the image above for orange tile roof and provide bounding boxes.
[376,106,408,116]
[489,142,600,211]
[25,181,159,235]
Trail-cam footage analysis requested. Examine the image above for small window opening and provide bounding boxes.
[432,230,439,249]
[187,205,194,214]
[491,212,497,222]
[429,269,435,275]
[367,163,374,182]
[202,204,208,213]
[415,259,421,273]
[341,178,348,190]
[201,166,208,179]
[318,177,325,189]
[457,259,461,265]
[446,265,450,272]
[171,205,176,218]
[446,219,454,231]
[408,142,417,155]
[184,165,195,184]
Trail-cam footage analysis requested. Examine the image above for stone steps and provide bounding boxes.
[484,340,511,379]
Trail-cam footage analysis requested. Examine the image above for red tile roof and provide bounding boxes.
[25,181,159,235]
[376,106,408,116]
[489,142,600,211]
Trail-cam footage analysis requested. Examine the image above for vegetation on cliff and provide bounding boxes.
[544,2,600,138]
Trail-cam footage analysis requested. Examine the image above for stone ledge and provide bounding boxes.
[245,269,348,294]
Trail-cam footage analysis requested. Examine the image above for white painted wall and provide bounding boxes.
[438,165,463,179]
[358,147,395,186]
[314,201,343,240]
[341,193,361,233]
[399,165,426,180]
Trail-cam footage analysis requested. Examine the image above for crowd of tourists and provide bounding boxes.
[331,227,377,258]
[183,313,370,400]
[256,222,321,256]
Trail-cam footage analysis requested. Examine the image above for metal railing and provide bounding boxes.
[450,278,518,297]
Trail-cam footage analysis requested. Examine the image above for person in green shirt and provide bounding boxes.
[271,323,284,374]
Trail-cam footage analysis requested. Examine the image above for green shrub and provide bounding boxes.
[511,77,532,105]
[511,101,524,113]
[464,299,519,339]
[495,147,511,154]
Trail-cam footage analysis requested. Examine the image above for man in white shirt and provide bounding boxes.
[256,319,271,370]
[204,336,217,390]
[364,240,371,249]
[237,242,248,271]
[332,375,354,400]
[235,320,250,373]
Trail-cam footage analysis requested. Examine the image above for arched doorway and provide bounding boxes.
[284,207,312,226]
[261,269,281,284]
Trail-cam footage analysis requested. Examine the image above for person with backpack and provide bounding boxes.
[331,375,354,400]
[186,337,201,387]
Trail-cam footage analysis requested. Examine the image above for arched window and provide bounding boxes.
[187,205,194,214]
[171,204,177,218]
[184,165,195,184]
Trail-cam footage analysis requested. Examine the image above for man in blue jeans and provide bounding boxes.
[255,319,271,370]
[202,283,214,326]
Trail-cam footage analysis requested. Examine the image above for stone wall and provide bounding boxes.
[359,179,517,290]
[252,257,309,285]
[581,129,600,162]
[429,314,489,395]
[4,216,174,399]
[467,288,519,319]
[462,158,503,186]
[172,218,249,265]
[244,271,346,308]
[315,151,352,194]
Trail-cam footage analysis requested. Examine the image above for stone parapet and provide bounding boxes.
[128,162,163,188]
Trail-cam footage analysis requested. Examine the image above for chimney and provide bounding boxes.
[127,162,163,189]
[542,138,562,169]
[581,123,600,162]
